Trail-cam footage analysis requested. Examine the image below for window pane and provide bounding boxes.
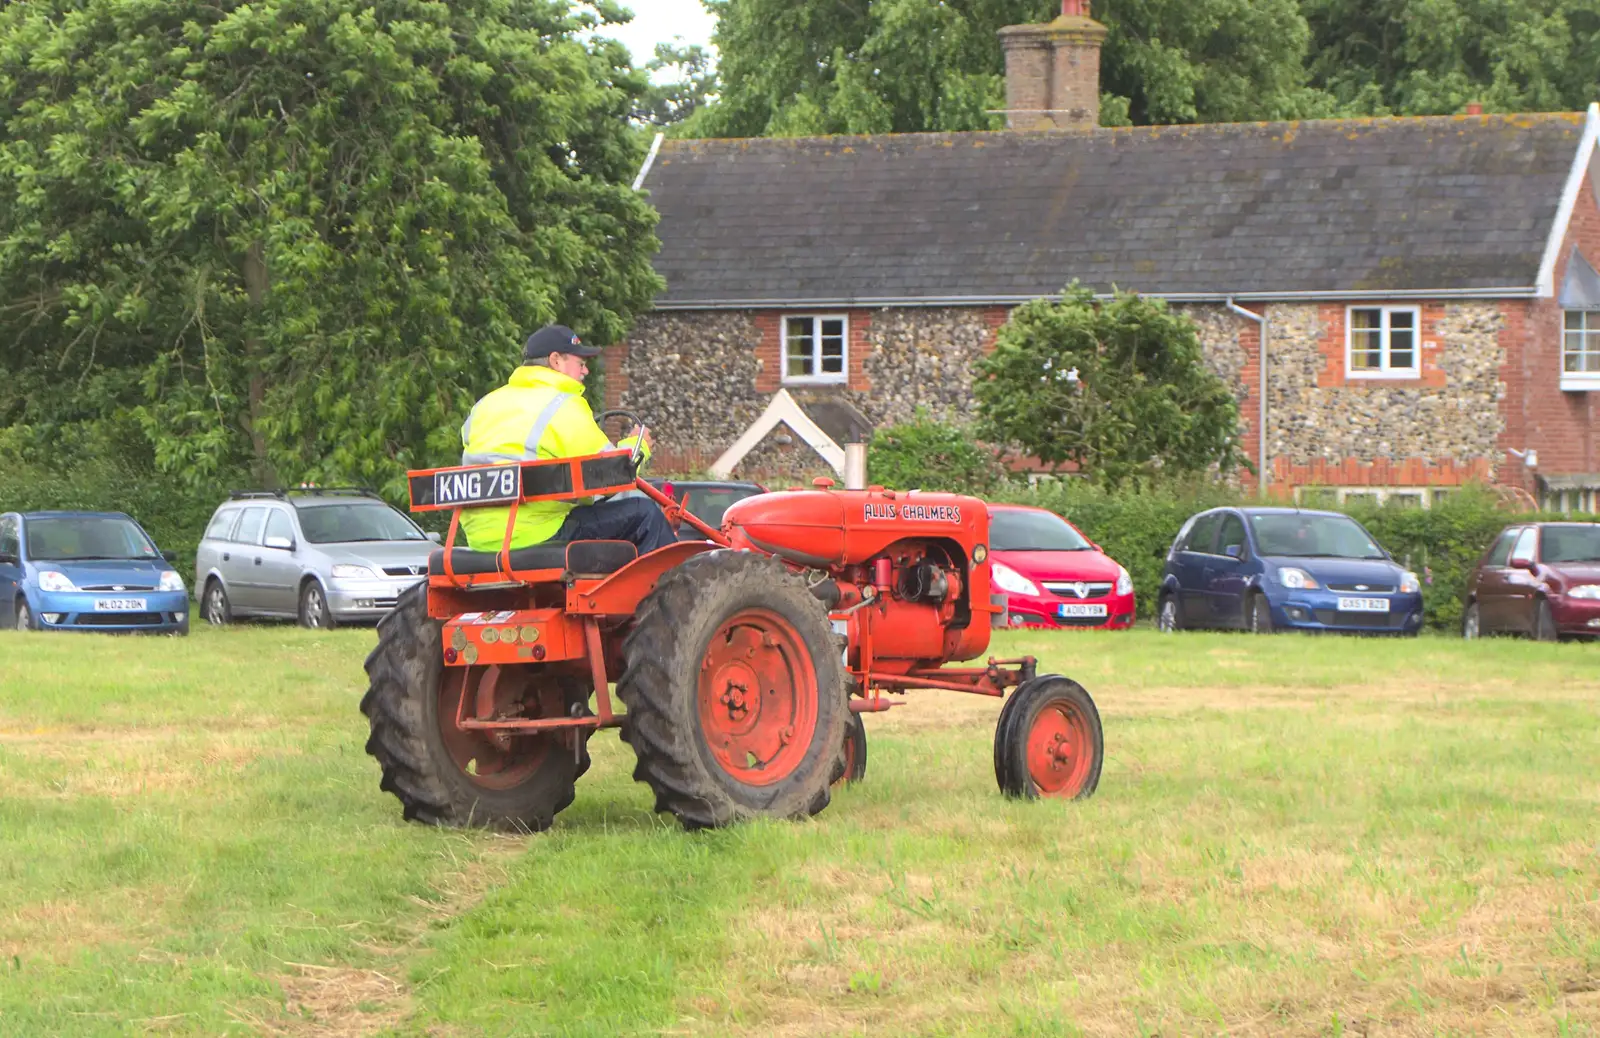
[1350,310,1382,371]
[821,335,845,374]
[820,319,844,338]
[1565,311,1584,332]
[1387,310,1416,370]
[265,510,295,543]
[785,318,814,378]
[1388,327,1415,370]
[206,509,238,540]
[234,508,267,546]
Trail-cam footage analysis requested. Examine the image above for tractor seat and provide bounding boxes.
[428,540,638,578]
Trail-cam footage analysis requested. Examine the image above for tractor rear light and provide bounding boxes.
[444,647,459,664]
[532,644,546,660]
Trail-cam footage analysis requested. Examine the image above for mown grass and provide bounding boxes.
[0,625,1596,1036]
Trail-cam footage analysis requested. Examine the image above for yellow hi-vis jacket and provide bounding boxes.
[458,365,649,551]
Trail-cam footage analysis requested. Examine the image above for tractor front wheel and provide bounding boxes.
[835,711,867,787]
[360,583,589,831]
[618,551,848,829]
[994,675,1103,800]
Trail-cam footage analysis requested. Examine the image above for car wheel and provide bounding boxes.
[1248,593,1275,634]
[299,581,335,630]
[203,581,232,626]
[15,599,35,632]
[1461,602,1481,640]
[1532,598,1557,643]
[1157,594,1181,633]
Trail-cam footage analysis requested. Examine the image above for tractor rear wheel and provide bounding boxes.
[360,583,590,831]
[994,675,1103,801]
[618,551,848,829]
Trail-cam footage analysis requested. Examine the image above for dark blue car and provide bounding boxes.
[0,511,190,635]
[1156,507,1424,635]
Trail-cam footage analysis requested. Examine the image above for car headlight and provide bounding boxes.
[330,564,378,580]
[990,561,1041,598]
[158,570,186,592]
[36,570,77,592]
[1569,584,1600,600]
[1399,571,1421,594]
[1275,567,1319,590]
[1115,564,1133,597]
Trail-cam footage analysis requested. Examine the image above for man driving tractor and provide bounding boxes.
[458,324,676,555]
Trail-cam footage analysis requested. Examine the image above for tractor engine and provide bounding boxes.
[721,485,996,669]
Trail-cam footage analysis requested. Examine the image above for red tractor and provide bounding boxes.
[361,418,1103,831]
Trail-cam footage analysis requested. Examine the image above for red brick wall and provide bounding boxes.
[1272,457,1492,488]
[753,310,875,392]
[1498,160,1600,494]
[1314,302,1449,389]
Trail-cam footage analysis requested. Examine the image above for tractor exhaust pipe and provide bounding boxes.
[844,442,867,490]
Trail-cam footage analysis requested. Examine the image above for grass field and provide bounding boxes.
[1,624,1597,1037]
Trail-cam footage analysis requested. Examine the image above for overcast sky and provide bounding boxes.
[594,1,719,71]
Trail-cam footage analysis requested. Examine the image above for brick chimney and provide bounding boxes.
[999,1,1107,131]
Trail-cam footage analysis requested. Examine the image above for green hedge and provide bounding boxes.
[0,459,221,585]
[993,480,1596,630]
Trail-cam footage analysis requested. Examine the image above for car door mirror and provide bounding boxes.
[161,549,179,563]
[1509,555,1536,571]
[426,531,442,544]
[264,535,295,551]
[0,551,17,566]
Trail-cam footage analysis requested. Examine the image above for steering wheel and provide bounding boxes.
[594,409,649,466]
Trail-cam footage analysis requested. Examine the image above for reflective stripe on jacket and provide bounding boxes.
[458,365,648,551]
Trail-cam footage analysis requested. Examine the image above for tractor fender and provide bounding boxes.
[565,540,725,616]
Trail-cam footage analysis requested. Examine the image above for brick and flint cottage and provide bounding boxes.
[608,0,1600,511]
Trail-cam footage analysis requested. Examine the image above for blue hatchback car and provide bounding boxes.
[1156,507,1424,635]
[0,511,190,635]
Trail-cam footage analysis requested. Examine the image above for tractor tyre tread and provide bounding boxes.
[617,550,847,830]
[360,583,581,832]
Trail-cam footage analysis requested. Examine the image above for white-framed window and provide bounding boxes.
[783,315,847,384]
[1346,306,1421,379]
[1562,310,1600,391]
[1541,486,1599,514]
[1294,486,1450,509]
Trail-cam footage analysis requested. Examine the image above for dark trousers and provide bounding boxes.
[554,496,677,555]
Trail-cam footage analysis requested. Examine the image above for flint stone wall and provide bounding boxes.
[1266,302,1505,465]
[621,300,1504,480]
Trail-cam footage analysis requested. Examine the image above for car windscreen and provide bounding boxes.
[297,504,427,544]
[23,516,160,562]
[682,488,761,529]
[1249,513,1386,560]
[1541,525,1600,563]
[989,509,1093,552]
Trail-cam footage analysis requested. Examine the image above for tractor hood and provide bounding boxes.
[723,487,989,569]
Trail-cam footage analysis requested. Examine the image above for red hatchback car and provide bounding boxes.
[1462,522,1600,640]
[987,504,1136,630]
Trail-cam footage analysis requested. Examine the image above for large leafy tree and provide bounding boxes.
[0,0,661,494]
[975,286,1248,487]
[694,0,1328,137]
[1302,0,1600,115]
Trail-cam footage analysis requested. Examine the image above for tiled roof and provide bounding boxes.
[640,114,1588,306]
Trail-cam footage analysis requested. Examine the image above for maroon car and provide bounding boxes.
[1462,522,1600,640]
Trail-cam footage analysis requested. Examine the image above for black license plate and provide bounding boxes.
[433,465,521,507]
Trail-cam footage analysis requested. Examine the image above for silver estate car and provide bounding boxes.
[195,488,439,628]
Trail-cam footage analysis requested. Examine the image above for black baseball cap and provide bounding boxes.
[523,324,601,361]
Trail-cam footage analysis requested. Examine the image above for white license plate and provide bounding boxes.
[94,598,147,612]
[433,464,521,507]
[1058,603,1109,618]
[1336,597,1390,613]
